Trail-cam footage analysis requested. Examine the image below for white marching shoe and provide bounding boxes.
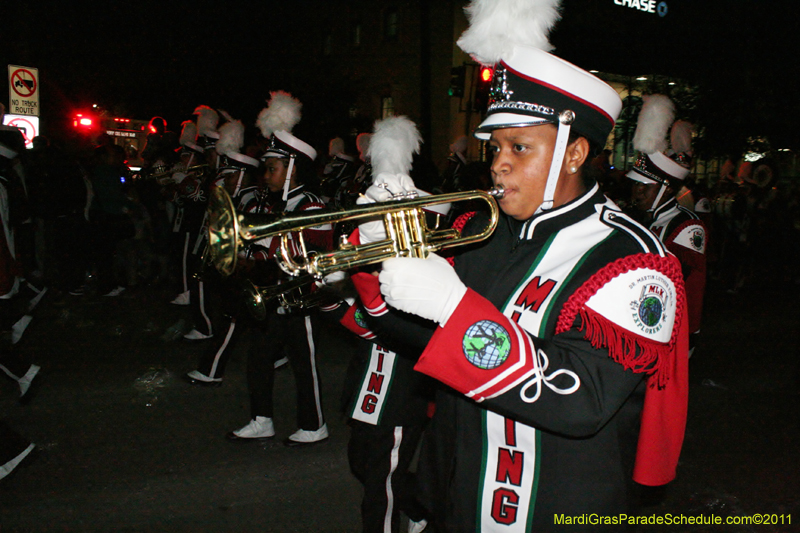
[284,424,329,447]
[183,329,213,341]
[227,417,275,441]
[184,370,222,387]
[170,291,190,305]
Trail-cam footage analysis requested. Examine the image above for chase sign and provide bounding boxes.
[613,0,669,17]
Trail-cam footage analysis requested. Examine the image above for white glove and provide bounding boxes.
[379,253,467,326]
[365,172,416,202]
[356,195,386,245]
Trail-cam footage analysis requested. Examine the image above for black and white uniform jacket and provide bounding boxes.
[323,297,434,428]
[364,184,689,531]
[240,184,331,264]
[648,197,706,336]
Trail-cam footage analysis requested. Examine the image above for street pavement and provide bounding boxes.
[1,277,799,532]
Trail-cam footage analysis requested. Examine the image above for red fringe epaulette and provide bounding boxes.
[554,253,686,388]
[444,211,478,266]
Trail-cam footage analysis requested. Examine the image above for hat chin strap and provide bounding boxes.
[233,169,244,197]
[536,110,575,214]
[648,182,669,213]
[282,155,296,202]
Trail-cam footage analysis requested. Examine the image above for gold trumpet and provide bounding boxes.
[241,276,336,319]
[147,163,209,180]
[207,186,503,280]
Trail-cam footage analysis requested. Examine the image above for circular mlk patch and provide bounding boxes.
[354,308,368,329]
[638,296,663,327]
[463,320,511,370]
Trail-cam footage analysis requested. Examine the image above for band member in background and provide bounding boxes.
[193,93,333,448]
[626,95,707,357]
[182,112,257,351]
[168,120,209,306]
[321,136,358,207]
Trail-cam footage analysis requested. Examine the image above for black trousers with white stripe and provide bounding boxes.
[246,311,326,432]
[347,421,428,533]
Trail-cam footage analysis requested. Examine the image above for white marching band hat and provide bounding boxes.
[256,91,317,200]
[474,46,622,149]
[626,94,692,186]
[458,0,622,212]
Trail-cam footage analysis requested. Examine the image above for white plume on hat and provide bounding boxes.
[179,120,198,146]
[193,105,219,136]
[256,91,302,138]
[216,118,244,156]
[632,94,675,155]
[368,116,422,177]
[457,0,562,65]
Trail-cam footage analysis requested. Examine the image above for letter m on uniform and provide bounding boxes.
[515,277,556,313]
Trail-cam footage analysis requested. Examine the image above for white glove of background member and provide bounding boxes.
[365,172,416,202]
[355,195,386,245]
[379,253,467,327]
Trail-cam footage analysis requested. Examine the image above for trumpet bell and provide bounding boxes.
[207,186,240,277]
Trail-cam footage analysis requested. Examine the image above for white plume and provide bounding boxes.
[632,94,675,154]
[193,105,219,136]
[179,120,197,146]
[216,119,244,156]
[457,0,562,65]
[669,120,694,156]
[256,91,303,138]
[367,116,422,177]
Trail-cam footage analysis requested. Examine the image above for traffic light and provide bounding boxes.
[449,65,466,98]
[474,66,494,109]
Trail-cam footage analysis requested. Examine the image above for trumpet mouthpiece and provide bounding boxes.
[488,186,505,199]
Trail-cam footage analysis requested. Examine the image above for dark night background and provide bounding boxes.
[2,0,799,154]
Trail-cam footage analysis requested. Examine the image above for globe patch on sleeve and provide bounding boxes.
[462,320,512,370]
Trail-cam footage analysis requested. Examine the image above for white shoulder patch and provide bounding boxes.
[672,224,706,254]
[584,267,677,344]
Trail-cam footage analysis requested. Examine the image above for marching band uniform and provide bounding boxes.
[321,287,434,533]
[213,92,333,447]
[626,96,707,355]
[168,120,208,306]
[182,111,246,341]
[177,106,221,331]
[359,2,690,530]
[321,137,359,207]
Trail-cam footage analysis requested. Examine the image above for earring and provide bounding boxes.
[569,166,577,174]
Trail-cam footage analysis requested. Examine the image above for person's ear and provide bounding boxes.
[564,137,590,175]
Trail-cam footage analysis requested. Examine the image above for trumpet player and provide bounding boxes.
[352,0,690,529]
[193,92,334,448]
